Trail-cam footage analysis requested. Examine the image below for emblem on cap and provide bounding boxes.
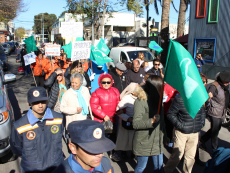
[33,90,40,97]
[93,128,102,139]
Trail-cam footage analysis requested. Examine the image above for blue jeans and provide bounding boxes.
[135,153,163,173]
[24,65,31,75]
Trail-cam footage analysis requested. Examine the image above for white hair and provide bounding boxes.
[70,73,83,84]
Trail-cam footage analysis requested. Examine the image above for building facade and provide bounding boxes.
[0,21,15,43]
[188,0,229,79]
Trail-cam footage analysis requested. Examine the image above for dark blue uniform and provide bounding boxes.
[10,108,64,173]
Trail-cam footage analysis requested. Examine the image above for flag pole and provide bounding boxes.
[157,81,164,114]
[90,60,94,81]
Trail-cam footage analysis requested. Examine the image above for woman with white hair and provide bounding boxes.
[60,73,93,128]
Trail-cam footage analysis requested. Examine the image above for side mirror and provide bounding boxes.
[3,74,16,85]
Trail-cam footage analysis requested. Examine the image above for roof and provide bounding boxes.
[174,34,188,44]
[111,47,148,52]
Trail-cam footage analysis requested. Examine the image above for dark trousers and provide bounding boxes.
[35,76,44,87]
[201,116,222,151]
[164,114,174,142]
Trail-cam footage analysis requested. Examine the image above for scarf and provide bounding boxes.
[72,86,89,115]
[58,78,67,103]
[217,76,229,109]
[120,82,139,100]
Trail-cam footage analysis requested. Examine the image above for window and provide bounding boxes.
[196,0,207,18]
[208,0,219,23]
[120,52,128,63]
[194,38,217,63]
[127,51,154,62]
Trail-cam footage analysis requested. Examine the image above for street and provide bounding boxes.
[1,53,230,173]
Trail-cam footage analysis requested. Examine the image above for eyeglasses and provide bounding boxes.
[78,65,82,68]
[101,81,111,84]
[57,74,63,77]
[154,64,160,66]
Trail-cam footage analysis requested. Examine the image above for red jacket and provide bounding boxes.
[163,83,178,115]
[90,73,120,123]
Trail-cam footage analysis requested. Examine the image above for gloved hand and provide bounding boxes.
[90,73,95,81]
[152,114,160,124]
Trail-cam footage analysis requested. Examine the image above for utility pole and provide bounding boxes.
[92,0,94,46]
[42,13,44,43]
[146,1,149,40]
[41,17,42,43]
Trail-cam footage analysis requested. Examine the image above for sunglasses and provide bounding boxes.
[154,64,160,66]
[101,81,111,84]
[57,74,63,77]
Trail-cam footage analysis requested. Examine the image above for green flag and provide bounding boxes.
[76,37,84,41]
[96,37,110,55]
[90,45,113,65]
[62,41,72,58]
[23,36,37,54]
[149,41,163,55]
[164,40,209,119]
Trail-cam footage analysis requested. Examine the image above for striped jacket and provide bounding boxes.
[10,108,64,173]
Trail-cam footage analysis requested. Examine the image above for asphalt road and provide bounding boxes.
[1,53,230,173]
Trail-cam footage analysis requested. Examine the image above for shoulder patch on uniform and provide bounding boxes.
[26,131,36,140]
[17,124,39,134]
[51,125,59,133]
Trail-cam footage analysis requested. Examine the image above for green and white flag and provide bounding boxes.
[23,36,37,54]
[149,41,163,55]
[62,41,72,58]
[164,40,209,119]
[96,37,110,55]
[90,45,113,65]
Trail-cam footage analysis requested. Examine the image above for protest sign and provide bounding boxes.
[71,41,91,61]
[60,22,83,38]
[45,44,60,56]
[23,52,36,66]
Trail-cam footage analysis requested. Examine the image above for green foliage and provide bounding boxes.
[33,13,57,35]
[15,27,25,39]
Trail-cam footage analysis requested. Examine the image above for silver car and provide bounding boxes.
[0,65,16,161]
[0,43,11,55]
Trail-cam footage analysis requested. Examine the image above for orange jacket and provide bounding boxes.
[44,62,59,80]
[82,62,89,72]
[31,57,47,76]
[43,58,50,65]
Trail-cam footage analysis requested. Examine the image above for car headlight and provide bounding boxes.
[0,137,10,149]
[0,111,9,123]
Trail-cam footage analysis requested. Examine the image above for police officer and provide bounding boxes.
[10,87,64,173]
[53,120,115,173]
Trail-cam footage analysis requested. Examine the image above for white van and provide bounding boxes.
[108,47,155,68]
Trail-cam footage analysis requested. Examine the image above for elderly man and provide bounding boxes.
[53,120,115,173]
[109,62,127,93]
[125,60,145,86]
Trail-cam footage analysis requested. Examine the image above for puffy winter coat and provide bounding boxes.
[167,94,206,134]
[31,57,47,76]
[44,72,70,109]
[90,73,120,123]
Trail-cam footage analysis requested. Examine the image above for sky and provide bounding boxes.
[14,0,190,30]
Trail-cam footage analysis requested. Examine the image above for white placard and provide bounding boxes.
[60,22,83,38]
[71,41,91,61]
[23,52,36,66]
[45,44,60,56]
[51,35,54,42]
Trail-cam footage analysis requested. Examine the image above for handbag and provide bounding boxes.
[103,115,114,133]
[122,120,134,130]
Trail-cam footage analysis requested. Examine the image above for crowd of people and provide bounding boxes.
[9,49,230,173]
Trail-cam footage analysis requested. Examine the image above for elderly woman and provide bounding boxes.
[133,75,169,173]
[44,68,70,112]
[66,60,91,89]
[60,73,93,128]
[114,82,139,160]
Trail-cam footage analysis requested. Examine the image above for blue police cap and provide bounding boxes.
[67,120,115,154]
[27,87,48,104]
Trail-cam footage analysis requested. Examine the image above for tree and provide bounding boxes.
[33,13,57,36]
[0,0,26,22]
[15,27,25,41]
[66,0,113,40]
[177,0,190,38]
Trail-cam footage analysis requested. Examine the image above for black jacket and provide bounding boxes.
[109,67,126,93]
[147,67,161,76]
[66,72,91,88]
[167,94,206,134]
[44,72,70,109]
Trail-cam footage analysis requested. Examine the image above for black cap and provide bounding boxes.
[27,87,48,104]
[219,70,230,82]
[67,120,115,154]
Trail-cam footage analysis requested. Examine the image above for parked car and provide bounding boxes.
[222,108,230,127]
[108,47,155,68]
[0,43,11,55]
[0,49,8,71]
[0,64,16,162]
[6,42,15,52]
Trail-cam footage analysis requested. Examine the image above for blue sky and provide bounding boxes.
[14,0,190,30]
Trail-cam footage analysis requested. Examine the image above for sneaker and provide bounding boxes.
[121,151,128,160]
[110,153,121,162]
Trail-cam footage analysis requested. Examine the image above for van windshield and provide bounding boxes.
[127,51,155,62]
